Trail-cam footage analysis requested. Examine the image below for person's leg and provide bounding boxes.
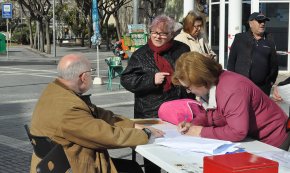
[112,158,143,173]
[144,158,161,173]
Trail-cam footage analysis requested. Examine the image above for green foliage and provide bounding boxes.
[0,19,6,31]
[55,3,87,38]
[11,24,30,45]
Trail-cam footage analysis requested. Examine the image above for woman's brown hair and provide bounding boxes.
[172,52,223,88]
[183,11,203,34]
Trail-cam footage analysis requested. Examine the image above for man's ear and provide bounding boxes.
[248,21,253,28]
[79,73,86,83]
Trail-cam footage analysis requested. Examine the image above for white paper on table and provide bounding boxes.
[277,84,290,105]
[151,123,182,138]
[254,151,290,169]
[154,135,240,155]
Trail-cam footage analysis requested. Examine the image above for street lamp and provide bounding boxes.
[52,0,56,58]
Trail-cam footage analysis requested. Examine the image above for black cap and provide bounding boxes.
[248,12,270,21]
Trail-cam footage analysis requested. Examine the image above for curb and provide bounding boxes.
[25,46,54,58]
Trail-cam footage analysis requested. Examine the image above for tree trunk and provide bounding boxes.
[88,14,92,48]
[104,15,110,50]
[45,20,51,54]
[113,13,121,40]
[39,20,44,52]
[81,30,85,47]
[45,19,51,54]
[34,21,38,49]
[28,18,34,48]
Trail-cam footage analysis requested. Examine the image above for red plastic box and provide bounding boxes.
[204,152,278,173]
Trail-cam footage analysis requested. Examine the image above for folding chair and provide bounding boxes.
[24,124,55,159]
[105,56,124,90]
[36,144,70,173]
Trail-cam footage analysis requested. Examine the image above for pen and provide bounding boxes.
[184,114,188,122]
[179,115,189,135]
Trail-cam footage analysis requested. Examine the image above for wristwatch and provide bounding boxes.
[142,128,152,139]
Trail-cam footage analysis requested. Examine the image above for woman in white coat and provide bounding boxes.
[175,11,217,61]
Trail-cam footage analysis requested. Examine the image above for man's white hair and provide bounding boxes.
[57,56,90,80]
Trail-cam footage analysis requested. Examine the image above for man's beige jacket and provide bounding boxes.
[30,79,148,173]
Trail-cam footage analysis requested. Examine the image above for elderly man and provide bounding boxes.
[29,54,163,173]
[227,12,278,96]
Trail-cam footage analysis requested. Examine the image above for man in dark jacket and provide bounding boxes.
[227,12,278,95]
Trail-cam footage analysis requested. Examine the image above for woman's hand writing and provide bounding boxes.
[185,125,203,136]
[177,121,191,134]
[178,121,203,136]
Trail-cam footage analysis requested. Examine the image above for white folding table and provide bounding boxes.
[135,122,289,173]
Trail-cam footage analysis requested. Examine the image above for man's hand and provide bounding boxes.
[146,126,165,138]
[272,85,283,102]
[155,72,170,85]
[135,123,164,138]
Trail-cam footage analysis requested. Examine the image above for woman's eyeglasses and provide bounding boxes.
[150,31,169,38]
[193,25,202,30]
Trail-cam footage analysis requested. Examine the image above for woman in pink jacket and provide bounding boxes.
[172,52,290,151]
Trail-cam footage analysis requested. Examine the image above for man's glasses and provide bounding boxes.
[256,20,266,24]
[79,68,97,77]
[150,31,169,38]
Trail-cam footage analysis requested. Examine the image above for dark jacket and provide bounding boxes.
[121,40,193,118]
[278,77,290,86]
[227,31,278,95]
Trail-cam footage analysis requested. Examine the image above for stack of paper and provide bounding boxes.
[154,136,240,155]
[151,123,240,155]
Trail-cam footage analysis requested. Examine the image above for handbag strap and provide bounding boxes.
[203,43,209,54]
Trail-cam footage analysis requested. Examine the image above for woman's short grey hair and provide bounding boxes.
[149,15,175,34]
[57,56,89,80]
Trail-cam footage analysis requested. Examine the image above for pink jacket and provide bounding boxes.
[200,71,288,147]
